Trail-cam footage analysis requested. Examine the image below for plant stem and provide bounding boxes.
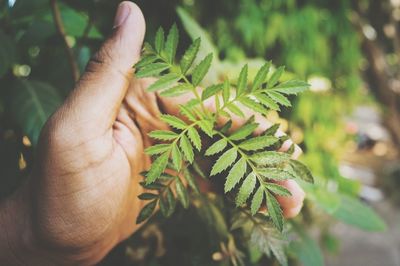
[50,0,80,82]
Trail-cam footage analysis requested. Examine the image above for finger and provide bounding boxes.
[62,2,145,132]
[275,180,305,218]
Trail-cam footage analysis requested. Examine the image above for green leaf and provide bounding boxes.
[201,84,223,100]
[160,114,187,130]
[252,62,271,91]
[180,37,201,74]
[139,181,165,190]
[145,144,171,155]
[254,93,280,110]
[251,151,290,166]
[146,152,170,184]
[148,130,178,141]
[205,138,227,156]
[197,119,214,137]
[171,143,182,171]
[239,97,269,115]
[138,193,158,200]
[154,27,165,53]
[251,186,264,215]
[136,63,169,78]
[159,194,169,217]
[259,168,295,181]
[224,158,247,192]
[272,80,309,95]
[229,122,258,141]
[222,79,230,103]
[11,80,63,145]
[264,124,280,136]
[187,127,202,151]
[176,178,190,208]
[251,222,288,266]
[136,200,157,224]
[164,24,179,63]
[239,136,278,151]
[227,103,245,118]
[179,104,197,122]
[236,172,257,206]
[160,83,192,97]
[289,160,314,183]
[180,134,194,163]
[210,148,237,176]
[332,195,386,231]
[266,91,291,107]
[265,190,284,231]
[290,231,324,266]
[183,168,200,193]
[266,183,292,196]
[166,188,176,216]
[267,66,285,88]
[237,64,248,95]
[147,73,181,92]
[192,53,213,86]
[135,55,158,68]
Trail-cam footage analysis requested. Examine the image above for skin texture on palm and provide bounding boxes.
[0,2,305,265]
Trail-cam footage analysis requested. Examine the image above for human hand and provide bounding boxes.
[0,2,304,265]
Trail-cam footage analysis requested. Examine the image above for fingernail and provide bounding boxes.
[113,2,131,28]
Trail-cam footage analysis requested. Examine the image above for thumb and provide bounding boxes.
[64,1,145,130]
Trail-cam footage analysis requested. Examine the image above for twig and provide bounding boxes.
[50,0,80,82]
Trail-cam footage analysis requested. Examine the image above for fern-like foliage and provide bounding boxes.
[134,24,313,265]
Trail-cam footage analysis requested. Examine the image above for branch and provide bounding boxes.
[50,0,80,82]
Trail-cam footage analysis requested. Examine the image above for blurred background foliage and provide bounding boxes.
[1,0,399,265]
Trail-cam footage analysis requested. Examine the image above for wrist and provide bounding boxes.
[0,182,37,265]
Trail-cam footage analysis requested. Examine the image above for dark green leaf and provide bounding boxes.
[265,190,284,231]
[11,80,62,145]
[236,172,257,206]
[136,200,157,224]
[224,158,247,192]
[210,148,237,176]
[176,178,189,208]
[251,186,264,215]
[183,168,200,193]
[264,124,280,136]
[138,193,158,200]
[166,188,176,216]
[289,159,314,183]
